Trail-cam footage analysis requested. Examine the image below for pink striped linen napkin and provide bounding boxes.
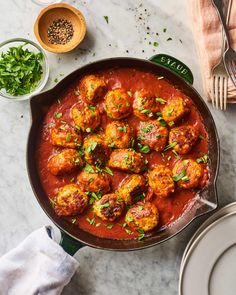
[188,0,236,102]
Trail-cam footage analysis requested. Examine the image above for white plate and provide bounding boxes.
[180,202,236,271]
[179,211,236,295]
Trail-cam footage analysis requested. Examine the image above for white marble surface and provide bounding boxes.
[0,0,236,294]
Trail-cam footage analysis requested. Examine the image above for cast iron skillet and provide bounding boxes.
[27,54,220,255]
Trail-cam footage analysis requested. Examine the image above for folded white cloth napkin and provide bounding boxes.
[0,226,79,295]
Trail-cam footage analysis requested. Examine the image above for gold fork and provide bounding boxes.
[210,0,232,110]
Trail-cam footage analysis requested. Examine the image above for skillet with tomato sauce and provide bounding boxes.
[36,67,209,240]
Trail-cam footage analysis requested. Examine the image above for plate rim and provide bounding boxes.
[179,209,236,295]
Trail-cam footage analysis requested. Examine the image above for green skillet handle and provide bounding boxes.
[59,230,85,256]
[149,54,194,85]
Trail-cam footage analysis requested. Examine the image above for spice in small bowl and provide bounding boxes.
[0,38,49,101]
[34,3,86,53]
[47,18,74,45]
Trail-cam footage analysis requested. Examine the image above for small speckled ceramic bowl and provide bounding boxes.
[34,3,86,53]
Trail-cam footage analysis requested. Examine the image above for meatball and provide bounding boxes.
[162,96,189,125]
[71,105,100,132]
[169,125,199,154]
[105,121,133,148]
[125,202,159,232]
[117,174,146,205]
[83,134,107,166]
[133,90,160,121]
[55,184,88,216]
[108,149,146,173]
[93,193,124,221]
[51,123,82,149]
[77,169,110,194]
[79,75,107,104]
[148,165,175,198]
[47,149,83,176]
[104,89,132,120]
[137,121,168,152]
[172,159,203,189]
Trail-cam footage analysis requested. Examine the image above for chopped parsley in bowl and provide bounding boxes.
[0,38,49,101]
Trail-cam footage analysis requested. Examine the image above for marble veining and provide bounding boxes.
[1,0,236,294]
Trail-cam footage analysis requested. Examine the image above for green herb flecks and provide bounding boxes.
[164,142,177,151]
[99,202,110,209]
[104,167,114,176]
[0,44,44,96]
[84,163,94,173]
[86,217,96,225]
[54,112,62,119]
[173,170,189,182]
[138,229,145,240]
[87,141,97,153]
[117,125,127,133]
[156,112,167,127]
[156,98,166,104]
[137,143,150,154]
[106,224,113,229]
[103,16,109,24]
[153,41,159,47]
[196,154,208,164]
[172,149,181,159]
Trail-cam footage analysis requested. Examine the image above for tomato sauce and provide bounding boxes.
[36,67,209,240]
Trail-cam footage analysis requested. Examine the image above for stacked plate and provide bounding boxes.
[179,202,236,295]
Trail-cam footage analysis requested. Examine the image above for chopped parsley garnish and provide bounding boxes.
[127,90,132,97]
[173,170,189,182]
[138,205,143,211]
[66,134,72,142]
[125,229,133,235]
[71,218,77,224]
[54,112,62,119]
[126,215,134,222]
[157,76,164,80]
[196,154,208,164]
[134,193,145,203]
[169,121,175,126]
[99,202,110,209]
[104,167,114,176]
[172,149,181,159]
[84,163,94,173]
[130,138,135,148]
[86,217,96,225]
[86,127,92,133]
[88,105,96,111]
[103,16,109,24]
[164,142,177,151]
[141,124,154,133]
[153,41,159,47]
[117,125,127,133]
[156,112,167,126]
[70,177,75,183]
[96,223,101,227]
[106,224,113,229]
[138,229,145,240]
[199,134,205,140]
[49,198,56,208]
[163,28,167,33]
[87,141,97,153]
[0,44,44,96]
[138,143,150,154]
[156,98,166,104]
